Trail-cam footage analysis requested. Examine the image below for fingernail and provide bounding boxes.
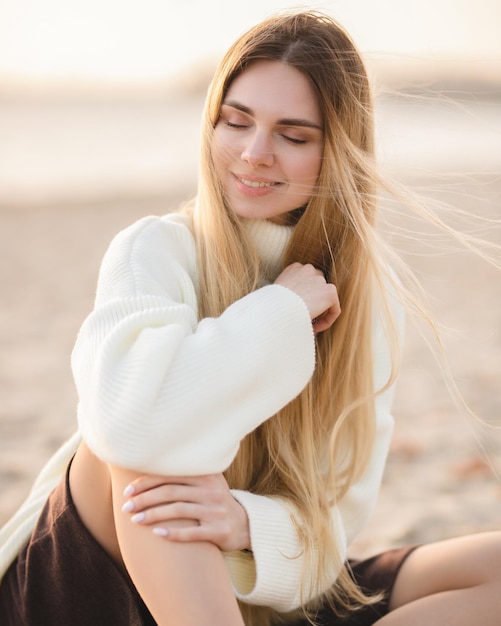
[121,500,135,513]
[153,527,169,537]
[123,484,135,497]
[131,512,146,524]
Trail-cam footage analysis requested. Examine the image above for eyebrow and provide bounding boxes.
[222,100,323,131]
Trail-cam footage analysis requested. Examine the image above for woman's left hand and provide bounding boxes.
[121,473,251,553]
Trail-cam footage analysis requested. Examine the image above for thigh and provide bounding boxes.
[107,464,246,626]
[389,531,501,611]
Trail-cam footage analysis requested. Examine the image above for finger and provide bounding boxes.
[123,474,211,497]
[123,481,222,513]
[122,487,192,513]
[128,502,220,526]
[152,522,232,546]
[312,303,341,333]
[130,502,204,526]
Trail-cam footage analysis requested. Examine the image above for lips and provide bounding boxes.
[238,177,280,188]
[230,173,284,199]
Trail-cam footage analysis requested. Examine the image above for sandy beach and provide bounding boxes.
[1,86,500,558]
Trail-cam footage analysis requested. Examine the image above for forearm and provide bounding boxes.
[109,465,244,626]
[73,284,315,477]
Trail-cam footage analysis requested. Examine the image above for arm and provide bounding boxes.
[71,215,316,475]
[119,300,403,613]
[227,386,395,612]
[117,393,393,616]
[109,464,245,626]
[222,296,404,611]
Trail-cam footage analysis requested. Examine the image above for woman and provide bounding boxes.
[1,11,500,626]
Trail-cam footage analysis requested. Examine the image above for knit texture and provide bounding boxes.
[0,213,399,612]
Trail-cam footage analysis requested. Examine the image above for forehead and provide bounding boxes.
[224,60,321,124]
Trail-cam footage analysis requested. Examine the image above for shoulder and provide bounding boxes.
[95,212,199,303]
[110,213,195,252]
[102,212,197,273]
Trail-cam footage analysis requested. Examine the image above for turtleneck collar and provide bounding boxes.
[243,218,294,284]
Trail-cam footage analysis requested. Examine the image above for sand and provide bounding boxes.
[0,90,500,557]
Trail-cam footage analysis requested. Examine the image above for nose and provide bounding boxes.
[241,131,274,168]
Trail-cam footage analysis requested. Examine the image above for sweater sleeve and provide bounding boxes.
[223,298,404,613]
[71,214,316,475]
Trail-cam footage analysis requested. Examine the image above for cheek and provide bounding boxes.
[211,131,235,174]
[210,135,224,176]
[291,150,323,185]
[311,146,324,177]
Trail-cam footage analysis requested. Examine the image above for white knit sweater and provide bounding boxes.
[0,213,400,613]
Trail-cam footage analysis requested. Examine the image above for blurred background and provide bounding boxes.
[0,0,500,204]
[0,0,500,554]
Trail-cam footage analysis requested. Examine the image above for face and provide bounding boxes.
[211,60,323,225]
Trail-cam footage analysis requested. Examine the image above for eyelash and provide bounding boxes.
[224,121,307,145]
[284,136,306,145]
[225,121,247,129]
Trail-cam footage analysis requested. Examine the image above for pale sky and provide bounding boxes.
[0,0,500,86]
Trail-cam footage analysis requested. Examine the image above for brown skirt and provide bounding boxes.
[0,462,156,626]
[0,464,416,626]
[289,546,417,626]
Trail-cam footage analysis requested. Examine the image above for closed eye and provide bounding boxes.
[225,121,248,129]
[282,135,307,145]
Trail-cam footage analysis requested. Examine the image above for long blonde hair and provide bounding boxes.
[189,11,400,625]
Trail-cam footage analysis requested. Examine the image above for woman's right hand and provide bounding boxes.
[275,262,341,333]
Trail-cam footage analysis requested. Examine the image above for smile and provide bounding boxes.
[238,177,280,188]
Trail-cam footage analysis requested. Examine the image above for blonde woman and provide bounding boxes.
[1,11,500,626]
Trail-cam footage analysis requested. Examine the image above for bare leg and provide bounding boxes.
[375,532,501,625]
[109,463,245,626]
[70,443,244,626]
